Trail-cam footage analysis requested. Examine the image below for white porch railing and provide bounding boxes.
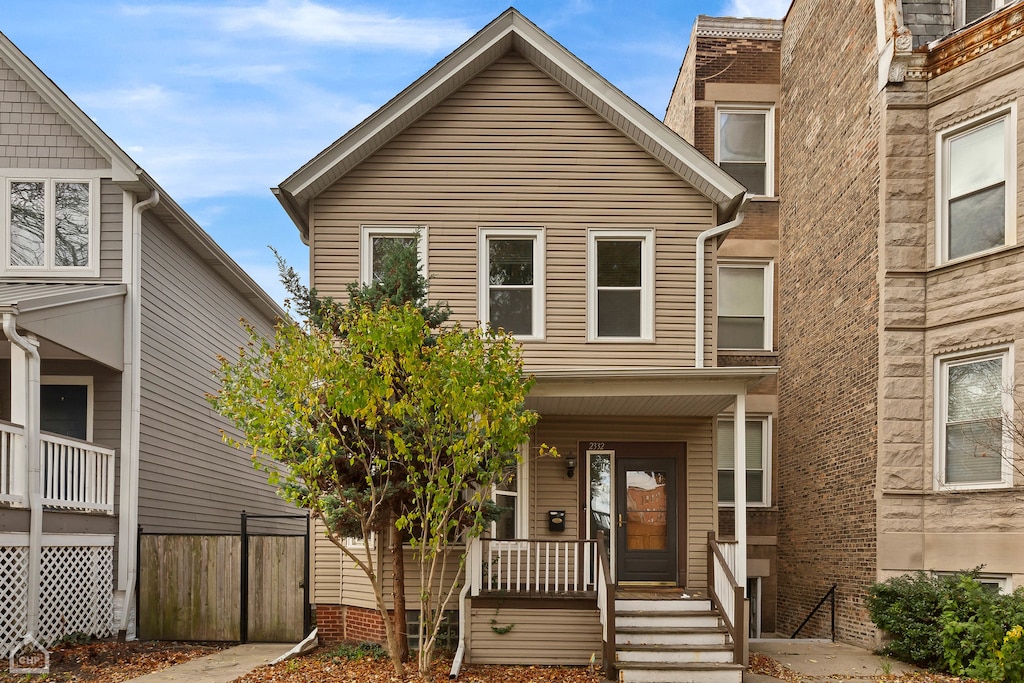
[707,531,746,665]
[40,433,116,514]
[473,538,599,595]
[0,421,26,506]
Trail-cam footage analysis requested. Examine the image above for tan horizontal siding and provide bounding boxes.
[312,519,341,605]
[467,605,601,665]
[99,180,122,280]
[534,416,714,589]
[311,53,714,369]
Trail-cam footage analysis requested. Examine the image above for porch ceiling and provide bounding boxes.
[0,283,127,370]
[524,366,777,417]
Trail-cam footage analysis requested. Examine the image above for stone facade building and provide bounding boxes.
[671,0,1024,646]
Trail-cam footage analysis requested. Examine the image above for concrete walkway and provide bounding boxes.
[745,638,920,682]
[122,643,295,683]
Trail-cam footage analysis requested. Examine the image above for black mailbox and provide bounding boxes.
[548,510,566,532]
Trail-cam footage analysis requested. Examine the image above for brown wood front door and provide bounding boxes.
[615,456,678,583]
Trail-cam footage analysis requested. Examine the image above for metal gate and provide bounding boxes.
[138,512,309,642]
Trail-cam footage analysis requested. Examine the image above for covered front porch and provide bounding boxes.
[456,366,775,680]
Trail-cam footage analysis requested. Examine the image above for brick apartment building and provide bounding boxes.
[669,0,1024,646]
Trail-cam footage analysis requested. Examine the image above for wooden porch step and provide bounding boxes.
[615,624,730,646]
[616,598,712,612]
[616,660,744,683]
[617,641,734,664]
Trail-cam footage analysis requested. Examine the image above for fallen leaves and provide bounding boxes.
[0,640,228,682]
[747,653,986,683]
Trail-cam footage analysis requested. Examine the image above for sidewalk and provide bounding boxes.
[745,638,920,683]
[122,643,295,683]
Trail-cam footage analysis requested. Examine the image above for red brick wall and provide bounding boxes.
[776,0,880,646]
[315,604,389,645]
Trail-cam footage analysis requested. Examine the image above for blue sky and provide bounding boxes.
[2,1,787,305]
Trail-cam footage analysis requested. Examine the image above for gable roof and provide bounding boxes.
[0,31,283,321]
[274,8,747,243]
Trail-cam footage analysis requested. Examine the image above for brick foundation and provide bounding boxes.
[315,604,389,645]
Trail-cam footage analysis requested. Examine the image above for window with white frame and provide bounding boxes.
[359,225,427,285]
[588,229,654,340]
[491,450,528,540]
[935,571,1012,595]
[717,105,774,196]
[718,261,772,350]
[938,108,1015,263]
[956,0,1010,27]
[717,416,770,506]
[40,376,93,442]
[936,348,1013,488]
[478,228,544,339]
[6,178,98,274]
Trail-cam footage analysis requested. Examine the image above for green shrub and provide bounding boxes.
[319,641,389,662]
[867,571,961,667]
[868,571,1024,682]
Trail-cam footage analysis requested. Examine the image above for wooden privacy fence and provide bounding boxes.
[139,512,309,642]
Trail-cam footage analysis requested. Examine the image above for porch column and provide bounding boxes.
[733,393,747,594]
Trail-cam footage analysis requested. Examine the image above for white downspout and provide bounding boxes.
[695,195,749,368]
[4,314,41,642]
[117,189,159,639]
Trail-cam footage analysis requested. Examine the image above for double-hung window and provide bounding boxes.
[956,0,1010,27]
[478,228,544,339]
[6,177,98,275]
[717,105,774,196]
[491,448,529,540]
[360,225,427,285]
[938,108,1015,263]
[717,417,770,506]
[718,261,773,350]
[936,348,1013,488]
[588,229,654,341]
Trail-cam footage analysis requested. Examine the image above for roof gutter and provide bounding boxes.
[695,194,749,368]
[4,313,42,650]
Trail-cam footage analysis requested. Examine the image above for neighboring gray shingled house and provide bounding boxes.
[0,28,294,653]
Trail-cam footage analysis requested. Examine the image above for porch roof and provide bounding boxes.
[0,283,127,370]
[525,366,777,416]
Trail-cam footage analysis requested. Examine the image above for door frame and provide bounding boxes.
[581,441,686,586]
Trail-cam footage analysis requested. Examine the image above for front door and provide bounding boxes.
[615,455,678,583]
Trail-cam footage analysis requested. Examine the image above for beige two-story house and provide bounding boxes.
[275,9,776,682]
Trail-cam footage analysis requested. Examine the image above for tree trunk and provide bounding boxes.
[391,521,410,662]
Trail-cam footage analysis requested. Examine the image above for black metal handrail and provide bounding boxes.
[791,583,837,641]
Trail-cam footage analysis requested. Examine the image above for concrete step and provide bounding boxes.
[615,625,730,646]
[617,661,744,683]
[616,611,721,629]
[616,642,734,664]
[616,598,712,612]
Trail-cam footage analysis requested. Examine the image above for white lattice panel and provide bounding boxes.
[0,546,29,655]
[39,545,113,644]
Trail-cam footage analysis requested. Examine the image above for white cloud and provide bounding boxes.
[125,1,474,52]
[718,0,790,19]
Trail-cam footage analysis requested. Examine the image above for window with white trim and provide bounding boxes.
[359,225,427,285]
[717,416,770,506]
[938,108,1016,263]
[717,105,774,196]
[935,571,1012,595]
[40,376,93,442]
[718,261,773,350]
[491,448,528,540]
[936,347,1013,488]
[956,0,1010,27]
[588,229,654,341]
[478,228,544,339]
[5,178,98,275]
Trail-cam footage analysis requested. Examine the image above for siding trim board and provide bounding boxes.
[275,8,746,242]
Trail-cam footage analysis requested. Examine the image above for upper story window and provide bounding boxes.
[937,108,1016,263]
[360,225,427,285]
[5,177,98,276]
[587,229,654,341]
[478,228,545,340]
[717,416,770,506]
[718,261,773,351]
[956,0,1010,27]
[717,105,774,196]
[936,347,1013,489]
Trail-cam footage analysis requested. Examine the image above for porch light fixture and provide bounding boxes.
[566,455,577,479]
